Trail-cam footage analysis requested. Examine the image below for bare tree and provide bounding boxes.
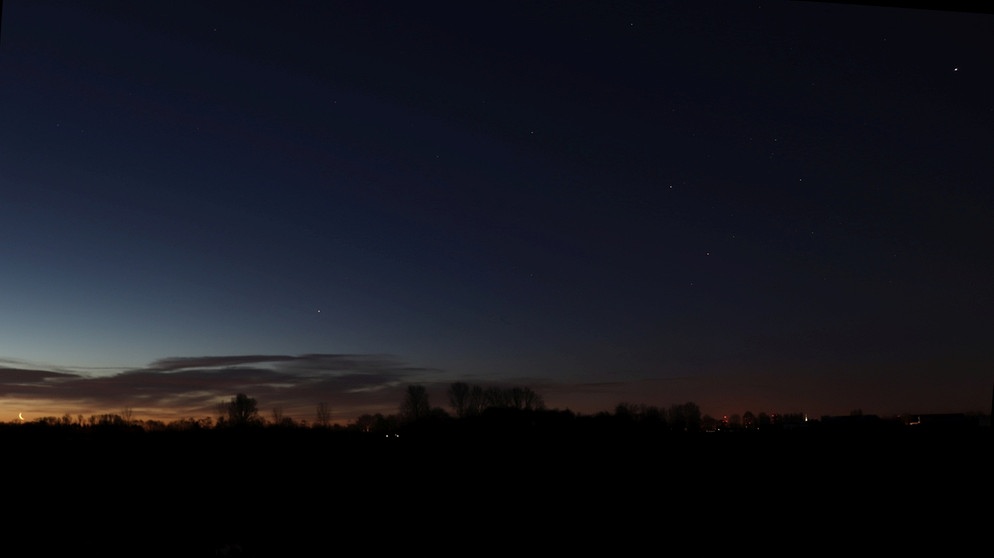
[509,387,527,410]
[315,402,332,428]
[224,393,261,426]
[451,383,546,415]
[484,386,510,409]
[448,382,470,418]
[615,402,639,423]
[271,406,284,425]
[516,387,545,410]
[399,384,431,423]
[468,385,486,416]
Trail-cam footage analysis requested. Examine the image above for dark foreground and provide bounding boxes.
[3,425,989,556]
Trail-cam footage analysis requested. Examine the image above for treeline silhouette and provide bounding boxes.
[3,382,988,557]
[7,381,989,440]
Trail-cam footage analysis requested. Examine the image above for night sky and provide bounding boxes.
[1,0,991,424]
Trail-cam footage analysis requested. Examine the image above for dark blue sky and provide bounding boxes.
[1,0,991,423]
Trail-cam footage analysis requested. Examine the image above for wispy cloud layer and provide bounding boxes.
[2,353,655,424]
[0,354,444,423]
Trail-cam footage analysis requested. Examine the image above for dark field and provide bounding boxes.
[4,424,989,556]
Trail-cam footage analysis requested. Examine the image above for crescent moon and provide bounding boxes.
[18,413,24,420]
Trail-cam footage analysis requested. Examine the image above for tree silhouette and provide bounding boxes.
[354,412,398,434]
[468,384,486,416]
[615,402,638,423]
[399,384,431,423]
[667,401,702,432]
[509,386,545,410]
[447,382,546,417]
[448,382,470,418]
[315,402,332,428]
[224,393,261,426]
[483,386,510,409]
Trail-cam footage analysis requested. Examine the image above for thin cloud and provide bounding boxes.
[0,367,83,397]
[0,354,442,422]
[146,355,298,371]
